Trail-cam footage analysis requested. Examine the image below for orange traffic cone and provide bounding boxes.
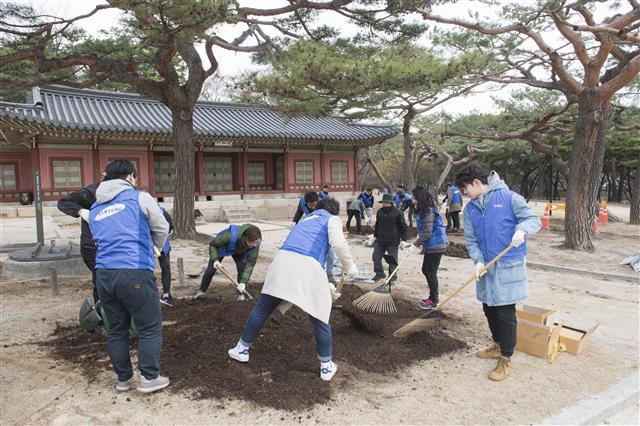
[593,216,598,233]
[598,203,608,224]
[542,209,550,230]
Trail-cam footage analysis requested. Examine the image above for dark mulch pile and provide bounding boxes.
[43,285,467,411]
[445,241,470,259]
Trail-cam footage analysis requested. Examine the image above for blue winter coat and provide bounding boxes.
[462,171,541,306]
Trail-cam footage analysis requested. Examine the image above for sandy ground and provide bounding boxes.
[1,211,639,425]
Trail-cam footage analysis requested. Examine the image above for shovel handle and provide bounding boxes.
[217,264,254,300]
[435,244,515,312]
[383,247,415,286]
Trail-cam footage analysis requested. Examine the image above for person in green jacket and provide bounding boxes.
[194,224,262,301]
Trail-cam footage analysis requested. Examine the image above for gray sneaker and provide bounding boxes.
[137,375,170,394]
[193,290,206,299]
[115,375,136,392]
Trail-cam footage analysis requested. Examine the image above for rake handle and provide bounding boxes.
[383,247,415,286]
[434,244,515,312]
[217,264,254,300]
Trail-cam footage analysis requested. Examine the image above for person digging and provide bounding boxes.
[455,165,541,381]
[194,224,262,301]
[227,197,358,381]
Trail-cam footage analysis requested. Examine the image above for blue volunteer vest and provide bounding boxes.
[416,207,448,249]
[299,196,311,216]
[359,192,374,208]
[281,209,332,266]
[465,189,527,262]
[450,186,462,204]
[89,188,155,270]
[319,190,329,199]
[216,225,259,264]
[394,192,412,208]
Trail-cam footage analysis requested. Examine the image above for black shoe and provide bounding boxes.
[373,274,386,281]
[160,293,175,307]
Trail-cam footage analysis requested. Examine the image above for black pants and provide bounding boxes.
[482,303,517,357]
[372,242,398,278]
[421,252,443,303]
[346,210,362,232]
[81,248,99,303]
[449,211,460,230]
[199,257,247,292]
[158,251,172,295]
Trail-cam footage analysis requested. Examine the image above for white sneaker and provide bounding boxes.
[228,342,250,363]
[320,361,337,381]
[137,375,170,393]
[193,290,206,299]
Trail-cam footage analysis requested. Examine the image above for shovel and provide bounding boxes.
[216,264,254,300]
[393,244,515,337]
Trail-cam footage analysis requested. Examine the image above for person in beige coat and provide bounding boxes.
[227,198,358,381]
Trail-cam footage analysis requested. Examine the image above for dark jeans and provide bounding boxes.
[81,248,98,303]
[346,210,362,232]
[199,257,247,292]
[239,293,332,362]
[158,251,172,294]
[97,269,163,381]
[421,252,443,303]
[482,303,517,357]
[372,242,399,278]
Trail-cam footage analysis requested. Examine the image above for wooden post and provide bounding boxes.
[50,268,59,296]
[177,257,185,287]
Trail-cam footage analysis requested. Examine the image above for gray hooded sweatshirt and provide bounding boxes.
[95,179,169,250]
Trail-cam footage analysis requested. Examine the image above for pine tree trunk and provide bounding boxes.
[616,166,625,203]
[171,108,197,239]
[608,158,617,202]
[630,153,640,225]
[402,110,416,190]
[565,91,610,251]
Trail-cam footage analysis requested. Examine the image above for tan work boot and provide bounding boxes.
[476,343,500,359]
[488,356,511,381]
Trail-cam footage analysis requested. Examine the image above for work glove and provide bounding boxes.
[289,222,296,229]
[399,241,412,250]
[511,229,526,247]
[213,260,221,270]
[475,262,486,281]
[345,264,359,279]
[78,208,90,222]
[236,283,246,294]
[153,246,162,257]
[329,283,341,302]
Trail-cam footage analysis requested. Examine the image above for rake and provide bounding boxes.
[352,248,414,315]
[216,264,255,300]
[393,244,515,337]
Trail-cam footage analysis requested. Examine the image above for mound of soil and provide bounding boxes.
[44,285,467,411]
[445,241,469,259]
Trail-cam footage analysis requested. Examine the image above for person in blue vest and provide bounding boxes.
[193,224,262,300]
[358,188,375,224]
[158,208,174,307]
[394,184,414,227]
[443,182,463,232]
[227,197,358,381]
[411,186,448,310]
[455,165,541,382]
[291,191,319,227]
[318,185,330,199]
[89,159,170,394]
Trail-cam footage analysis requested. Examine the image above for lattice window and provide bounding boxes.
[204,156,232,192]
[248,161,266,185]
[0,164,17,190]
[154,156,175,193]
[52,160,81,188]
[331,162,348,183]
[295,161,313,184]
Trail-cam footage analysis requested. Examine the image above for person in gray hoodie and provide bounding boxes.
[89,159,170,394]
[456,165,540,382]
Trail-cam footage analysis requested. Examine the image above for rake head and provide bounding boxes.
[352,282,397,315]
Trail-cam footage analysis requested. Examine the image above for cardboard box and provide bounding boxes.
[516,305,556,324]
[515,319,562,363]
[557,322,600,355]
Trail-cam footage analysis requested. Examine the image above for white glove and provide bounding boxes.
[79,209,90,222]
[408,245,417,254]
[154,246,161,257]
[236,283,246,294]
[329,283,341,302]
[399,241,412,250]
[511,229,526,247]
[290,222,296,229]
[475,262,486,281]
[213,260,221,269]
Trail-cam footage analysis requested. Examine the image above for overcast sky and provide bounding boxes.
[14,1,555,116]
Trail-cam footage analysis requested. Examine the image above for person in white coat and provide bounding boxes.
[227,197,358,381]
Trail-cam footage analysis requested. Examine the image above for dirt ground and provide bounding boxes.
[1,213,639,424]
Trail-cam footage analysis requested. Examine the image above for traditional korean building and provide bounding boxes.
[0,86,398,203]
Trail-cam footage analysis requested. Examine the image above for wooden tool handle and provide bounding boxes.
[383,247,415,285]
[435,244,515,312]
[217,264,254,300]
[335,274,347,293]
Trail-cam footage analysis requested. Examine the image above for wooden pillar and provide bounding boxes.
[282,145,289,194]
[91,135,101,183]
[148,139,156,196]
[30,135,40,194]
[320,145,326,189]
[353,149,359,193]
[240,143,249,198]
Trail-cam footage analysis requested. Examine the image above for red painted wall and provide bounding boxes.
[99,151,150,191]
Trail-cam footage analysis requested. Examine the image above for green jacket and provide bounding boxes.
[209,224,260,283]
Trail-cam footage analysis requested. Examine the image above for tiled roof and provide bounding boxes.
[0,86,399,142]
